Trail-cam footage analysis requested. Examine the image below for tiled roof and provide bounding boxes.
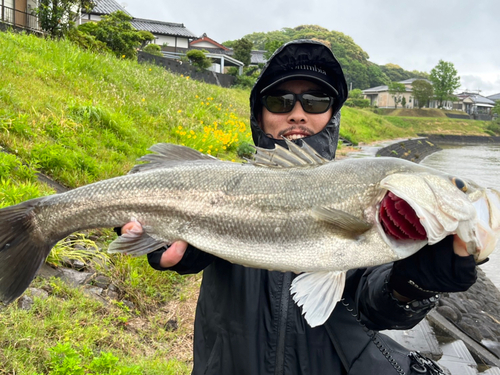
[470,95,496,106]
[131,18,196,38]
[90,0,131,16]
[487,93,500,101]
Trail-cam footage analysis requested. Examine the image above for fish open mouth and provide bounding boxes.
[379,192,427,240]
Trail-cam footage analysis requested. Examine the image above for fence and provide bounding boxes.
[0,4,41,32]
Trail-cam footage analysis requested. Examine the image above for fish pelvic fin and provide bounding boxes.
[0,197,52,304]
[130,143,219,174]
[290,271,346,327]
[108,226,168,257]
[252,138,329,168]
[312,206,372,236]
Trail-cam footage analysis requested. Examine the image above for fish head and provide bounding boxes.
[379,171,500,261]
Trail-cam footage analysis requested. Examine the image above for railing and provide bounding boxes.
[0,5,41,32]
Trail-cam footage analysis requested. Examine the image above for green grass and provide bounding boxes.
[0,30,496,374]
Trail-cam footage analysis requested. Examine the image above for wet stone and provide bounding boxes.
[437,306,461,323]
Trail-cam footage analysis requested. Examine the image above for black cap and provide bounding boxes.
[259,64,339,96]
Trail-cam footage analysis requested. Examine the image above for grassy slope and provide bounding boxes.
[0,31,495,374]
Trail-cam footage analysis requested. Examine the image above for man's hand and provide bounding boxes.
[121,221,188,268]
[389,234,477,302]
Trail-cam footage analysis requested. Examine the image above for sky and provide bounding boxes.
[122,0,500,97]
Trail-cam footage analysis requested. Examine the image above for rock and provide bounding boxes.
[122,300,135,310]
[71,260,86,270]
[92,275,111,289]
[457,317,484,342]
[28,288,49,300]
[437,306,461,323]
[59,268,93,288]
[106,289,119,300]
[165,319,178,331]
[17,296,33,310]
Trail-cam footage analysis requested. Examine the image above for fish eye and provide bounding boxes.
[452,177,468,192]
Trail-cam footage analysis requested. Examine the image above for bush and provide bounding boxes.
[67,28,109,54]
[344,98,370,108]
[186,49,212,71]
[76,11,154,59]
[143,43,163,57]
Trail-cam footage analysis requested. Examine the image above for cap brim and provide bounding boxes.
[260,72,339,97]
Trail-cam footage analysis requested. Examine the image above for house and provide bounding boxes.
[190,33,229,53]
[363,78,457,110]
[187,33,244,75]
[487,93,500,102]
[455,92,496,120]
[82,0,196,52]
[80,0,131,23]
[0,0,40,31]
[363,79,426,109]
[131,18,196,52]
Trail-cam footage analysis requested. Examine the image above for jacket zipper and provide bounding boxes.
[274,272,292,375]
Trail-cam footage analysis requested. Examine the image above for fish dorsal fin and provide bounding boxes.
[252,138,329,168]
[291,271,346,327]
[312,206,372,236]
[130,143,218,174]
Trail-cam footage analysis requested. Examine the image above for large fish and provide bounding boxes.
[1,141,499,327]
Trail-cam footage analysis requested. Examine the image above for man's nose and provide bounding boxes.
[287,101,307,123]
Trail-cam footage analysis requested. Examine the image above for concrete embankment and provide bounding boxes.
[375,135,500,372]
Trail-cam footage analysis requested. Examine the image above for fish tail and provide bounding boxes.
[0,197,52,304]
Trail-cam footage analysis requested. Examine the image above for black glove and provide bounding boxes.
[388,236,477,301]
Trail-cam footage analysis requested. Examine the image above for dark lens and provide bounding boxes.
[301,94,333,113]
[264,94,295,113]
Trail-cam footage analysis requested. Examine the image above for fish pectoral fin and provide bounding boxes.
[108,230,167,257]
[290,271,346,327]
[312,206,372,236]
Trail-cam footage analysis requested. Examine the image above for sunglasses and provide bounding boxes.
[261,92,335,114]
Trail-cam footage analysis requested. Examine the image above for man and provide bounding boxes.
[121,40,476,374]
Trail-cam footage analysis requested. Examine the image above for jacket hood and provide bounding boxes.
[250,39,348,160]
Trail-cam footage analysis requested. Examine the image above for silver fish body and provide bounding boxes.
[1,142,499,326]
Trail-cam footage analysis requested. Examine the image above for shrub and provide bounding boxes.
[143,43,163,57]
[344,98,370,108]
[76,11,154,59]
[186,49,212,71]
[67,28,109,54]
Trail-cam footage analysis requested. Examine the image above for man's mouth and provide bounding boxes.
[279,127,313,140]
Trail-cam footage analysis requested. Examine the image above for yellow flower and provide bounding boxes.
[149,68,152,71]
[122,55,126,58]
[199,149,203,152]
[141,98,145,102]
[195,95,199,98]
[177,109,182,113]
[186,76,190,80]
[178,125,183,130]
[181,74,184,77]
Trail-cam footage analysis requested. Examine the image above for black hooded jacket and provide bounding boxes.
[148,40,431,375]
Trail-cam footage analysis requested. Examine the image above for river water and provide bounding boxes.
[421,144,500,290]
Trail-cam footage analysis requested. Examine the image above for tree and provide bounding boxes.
[388,82,406,108]
[411,80,434,109]
[36,0,95,37]
[232,38,253,67]
[430,60,461,108]
[263,39,284,60]
[186,49,212,71]
[77,11,154,59]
